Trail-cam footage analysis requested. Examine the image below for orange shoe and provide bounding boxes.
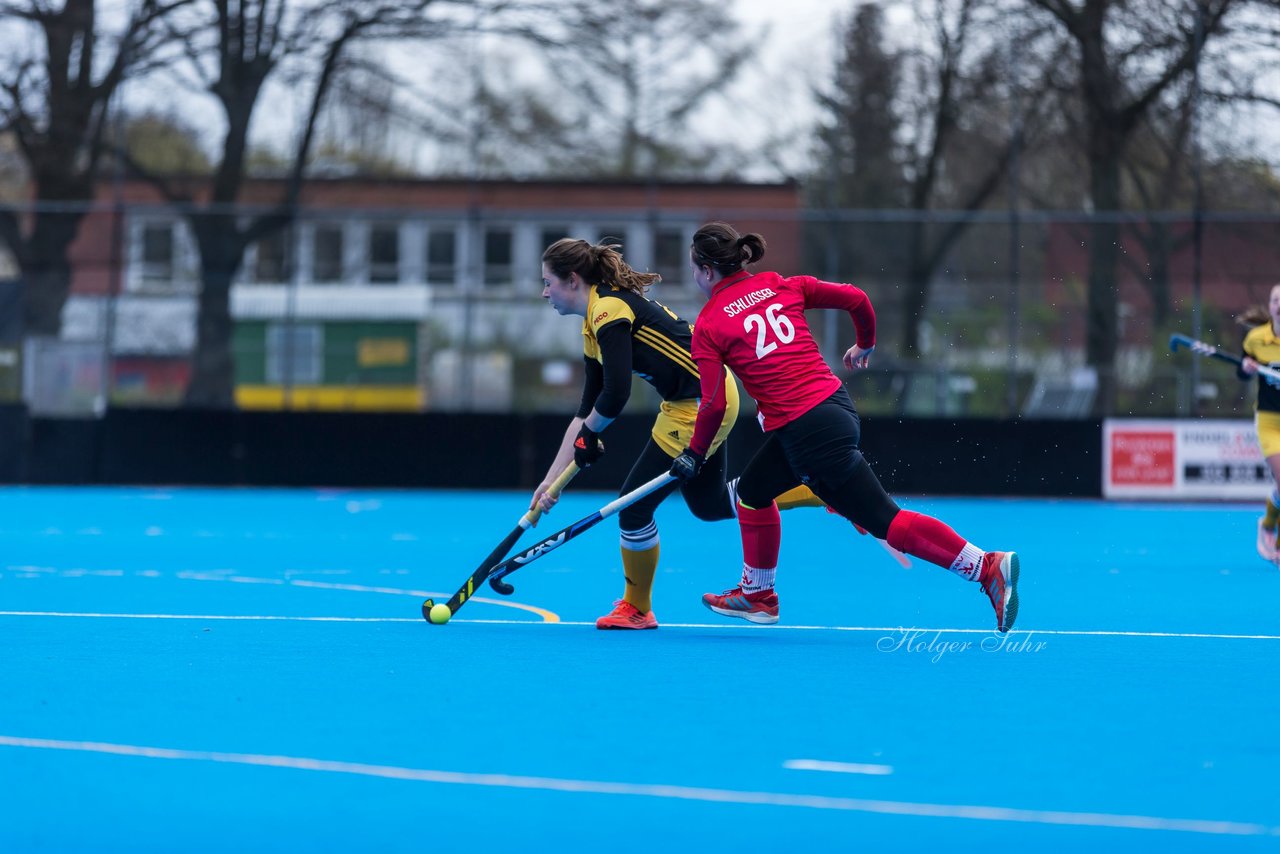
[978,551,1020,633]
[595,599,658,630]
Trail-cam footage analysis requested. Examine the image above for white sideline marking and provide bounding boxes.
[0,612,423,622]
[0,735,1272,837]
[785,759,893,776]
[2,611,1278,641]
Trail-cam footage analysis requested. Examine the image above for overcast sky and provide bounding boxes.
[110,0,1278,180]
[169,0,851,181]
[735,0,844,63]
[697,0,850,178]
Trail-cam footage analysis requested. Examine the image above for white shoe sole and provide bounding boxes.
[704,601,779,625]
[1001,552,1020,633]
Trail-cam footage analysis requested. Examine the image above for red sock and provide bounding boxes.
[739,501,781,571]
[886,509,965,569]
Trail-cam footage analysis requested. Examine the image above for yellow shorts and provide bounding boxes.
[1257,411,1280,458]
[652,374,740,459]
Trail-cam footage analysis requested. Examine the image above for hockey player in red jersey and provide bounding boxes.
[669,221,1020,633]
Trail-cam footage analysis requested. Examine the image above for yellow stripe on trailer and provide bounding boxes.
[236,385,424,411]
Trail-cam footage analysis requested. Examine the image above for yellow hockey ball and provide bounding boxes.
[428,603,452,625]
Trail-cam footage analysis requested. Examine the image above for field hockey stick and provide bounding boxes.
[421,462,579,623]
[852,521,912,568]
[487,471,679,596]
[1170,333,1280,383]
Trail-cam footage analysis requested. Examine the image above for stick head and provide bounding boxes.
[1169,333,1192,353]
[489,576,515,596]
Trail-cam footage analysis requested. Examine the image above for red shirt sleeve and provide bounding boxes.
[688,354,728,457]
[802,278,876,349]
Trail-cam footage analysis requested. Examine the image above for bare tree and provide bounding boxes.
[807,3,907,318]
[309,47,419,176]
[486,0,758,178]
[814,1,1061,360]
[1026,0,1242,411]
[0,0,191,336]
[896,0,1023,360]
[812,3,905,210]
[367,0,765,179]
[127,0,472,407]
[1129,1,1280,329]
[1117,81,1198,330]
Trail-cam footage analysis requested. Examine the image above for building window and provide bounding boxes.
[369,223,400,284]
[266,323,322,385]
[140,222,175,283]
[540,226,570,252]
[483,227,513,285]
[426,229,457,284]
[253,228,292,284]
[654,227,687,286]
[313,223,344,283]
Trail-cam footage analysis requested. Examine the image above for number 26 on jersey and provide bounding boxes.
[744,303,795,359]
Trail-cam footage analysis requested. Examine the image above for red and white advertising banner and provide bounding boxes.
[1103,419,1270,499]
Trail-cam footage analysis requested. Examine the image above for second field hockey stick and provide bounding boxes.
[421,462,579,623]
[486,472,678,596]
[852,521,912,568]
[1170,333,1280,383]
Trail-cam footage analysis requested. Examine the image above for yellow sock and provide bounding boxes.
[621,543,659,614]
[1265,498,1280,530]
[775,484,826,511]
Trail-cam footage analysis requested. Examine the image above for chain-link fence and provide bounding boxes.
[5,197,1277,419]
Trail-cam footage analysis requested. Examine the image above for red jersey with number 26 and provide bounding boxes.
[687,270,875,456]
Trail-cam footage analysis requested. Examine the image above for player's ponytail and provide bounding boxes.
[593,239,661,295]
[543,237,659,296]
[691,221,767,273]
[1237,306,1270,328]
[1237,283,1280,329]
[738,232,766,266]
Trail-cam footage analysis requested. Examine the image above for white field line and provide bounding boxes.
[3,572,558,620]
[1,611,1279,641]
[17,571,1278,640]
[0,612,424,622]
[784,759,894,776]
[0,735,1272,837]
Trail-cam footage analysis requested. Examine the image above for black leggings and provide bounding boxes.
[735,389,900,538]
[618,438,734,532]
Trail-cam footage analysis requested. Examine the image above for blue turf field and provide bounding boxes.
[2,486,1278,852]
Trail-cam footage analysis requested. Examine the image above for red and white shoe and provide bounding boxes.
[595,599,658,630]
[978,551,1020,633]
[701,586,779,625]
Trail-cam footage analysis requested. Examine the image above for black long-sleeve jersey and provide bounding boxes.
[576,284,701,419]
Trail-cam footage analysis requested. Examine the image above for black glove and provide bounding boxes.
[573,425,604,468]
[669,448,705,481]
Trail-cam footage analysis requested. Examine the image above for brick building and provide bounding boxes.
[57,177,802,411]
